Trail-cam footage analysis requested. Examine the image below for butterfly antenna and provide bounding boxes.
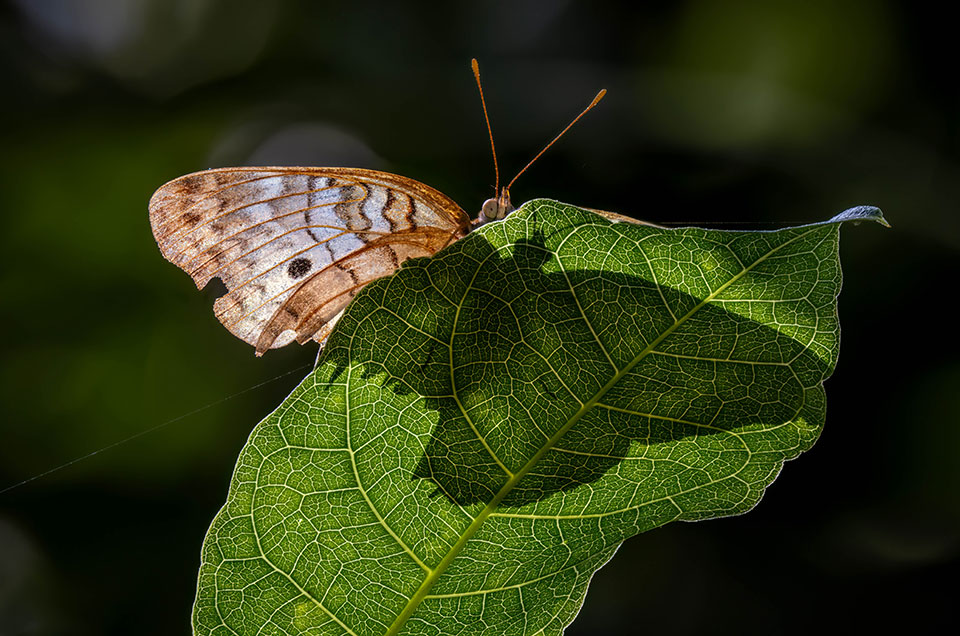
[472,58,500,194]
[506,88,606,192]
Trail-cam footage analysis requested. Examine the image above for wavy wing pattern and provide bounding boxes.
[150,167,471,354]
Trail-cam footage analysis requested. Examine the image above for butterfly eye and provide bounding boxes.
[480,198,499,223]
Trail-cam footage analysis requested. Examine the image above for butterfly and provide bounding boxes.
[149,60,638,356]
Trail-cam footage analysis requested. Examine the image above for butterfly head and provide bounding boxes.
[478,187,514,225]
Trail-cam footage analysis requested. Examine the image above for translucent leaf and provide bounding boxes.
[193,200,886,635]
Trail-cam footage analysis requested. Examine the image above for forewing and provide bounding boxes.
[149,167,471,354]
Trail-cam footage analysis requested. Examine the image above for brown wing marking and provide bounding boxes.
[162,179,372,287]
[175,183,369,271]
[152,171,294,248]
[254,228,456,354]
[164,178,355,252]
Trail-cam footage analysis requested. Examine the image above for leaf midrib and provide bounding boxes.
[381,224,819,636]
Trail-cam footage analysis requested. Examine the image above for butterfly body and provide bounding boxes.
[150,167,472,355]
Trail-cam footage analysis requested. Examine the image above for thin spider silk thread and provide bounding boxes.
[0,364,313,495]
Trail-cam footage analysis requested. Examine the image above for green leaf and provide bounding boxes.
[193,200,886,635]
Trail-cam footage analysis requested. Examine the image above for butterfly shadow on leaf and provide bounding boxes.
[317,216,832,509]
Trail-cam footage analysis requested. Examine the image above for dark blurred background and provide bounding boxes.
[0,1,955,634]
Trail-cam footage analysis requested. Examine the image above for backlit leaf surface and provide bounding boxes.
[194,200,886,635]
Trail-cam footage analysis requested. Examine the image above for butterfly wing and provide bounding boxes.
[586,207,663,227]
[149,167,471,355]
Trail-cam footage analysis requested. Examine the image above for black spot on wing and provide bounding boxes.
[288,258,312,279]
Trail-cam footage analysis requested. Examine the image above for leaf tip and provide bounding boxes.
[830,205,890,228]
